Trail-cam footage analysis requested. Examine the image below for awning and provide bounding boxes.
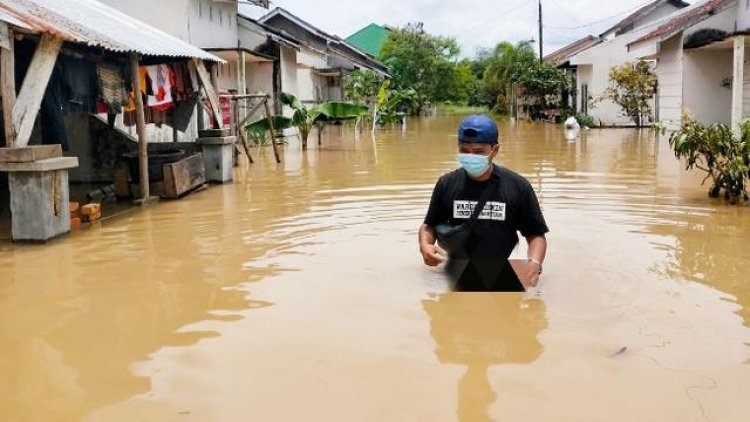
[0,0,223,61]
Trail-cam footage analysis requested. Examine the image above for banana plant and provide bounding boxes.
[247,92,369,150]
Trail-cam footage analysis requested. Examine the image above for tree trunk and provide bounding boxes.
[301,128,309,150]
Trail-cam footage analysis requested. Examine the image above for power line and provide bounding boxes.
[548,0,585,28]
[453,0,535,38]
[546,0,655,31]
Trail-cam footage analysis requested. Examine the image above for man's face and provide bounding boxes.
[458,142,499,161]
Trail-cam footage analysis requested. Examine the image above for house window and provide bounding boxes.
[581,84,589,115]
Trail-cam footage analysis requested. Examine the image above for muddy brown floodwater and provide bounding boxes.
[1,115,749,421]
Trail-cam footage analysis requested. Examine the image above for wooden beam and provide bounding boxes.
[12,34,62,148]
[193,59,222,129]
[1,23,16,147]
[263,96,281,164]
[130,52,150,200]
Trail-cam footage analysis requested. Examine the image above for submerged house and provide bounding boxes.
[258,7,390,105]
[628,0,750,129]
[0,0,225,241]
[98,0,283,134]
[566,0,690,125]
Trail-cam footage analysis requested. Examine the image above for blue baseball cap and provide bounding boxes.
[458,115,499,144]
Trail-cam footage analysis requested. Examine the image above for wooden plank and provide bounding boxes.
[0,22,10,50]
[1,25,16,147]
[12,34,62,148]
[263,98,281,164]
[0,145,61,163]
[193,59,222,129]
[163,154,206,199]
[129,52,150,200]
[113,167,130,199]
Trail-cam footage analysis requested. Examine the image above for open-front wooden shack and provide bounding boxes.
[0,0,231,241]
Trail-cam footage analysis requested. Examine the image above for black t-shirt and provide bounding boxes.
[424,164,549,261]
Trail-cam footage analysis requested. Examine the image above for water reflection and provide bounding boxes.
[423,294,547,421]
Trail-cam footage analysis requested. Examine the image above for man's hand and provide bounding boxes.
[420,243,446,267]
[519,261,541,289]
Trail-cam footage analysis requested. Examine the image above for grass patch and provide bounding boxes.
[436,104,489,115]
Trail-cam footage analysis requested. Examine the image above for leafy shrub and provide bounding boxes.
[661,115,750,204]
[575,113,596,128]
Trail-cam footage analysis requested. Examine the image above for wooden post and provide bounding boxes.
[193,59,222,129]
[12,34,62,147]
[1,23,15,147]
[130,52,150,201]
[732,36,745,136]
[263,96,281,163]
[237,50,246,121]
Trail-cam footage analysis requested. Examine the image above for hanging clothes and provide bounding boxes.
[145,64,174,110]
[96,62,129,115]
[58,55,99,114]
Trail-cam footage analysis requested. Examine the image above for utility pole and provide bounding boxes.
[538,0,544,63]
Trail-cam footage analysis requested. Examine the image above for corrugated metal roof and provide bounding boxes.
[0,0,223,61]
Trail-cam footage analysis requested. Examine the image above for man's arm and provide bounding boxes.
[419,224,445,267]
[516,234,547,288]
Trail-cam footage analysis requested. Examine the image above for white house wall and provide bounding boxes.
[297,48,328,69]
[683,3,737,39]
[297,68,316,103]
[248,62,274,96]
[634,2,686,31]
[657,35,683,123]
[571,28,661,125]
[186,0,239,48]
[97,0,190,41]
[683,48,733,124]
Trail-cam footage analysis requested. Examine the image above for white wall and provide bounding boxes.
[683,48,733,124]
[98,0,190,41]
[657,34,684,123]
[216,60,238,91]
[635,3,686,31]
[248,62,274,95]
[739,0,750,31]
[684,3,737,39]
[297,68,316,103]
[187,0,238,48]
[571,23,673,126]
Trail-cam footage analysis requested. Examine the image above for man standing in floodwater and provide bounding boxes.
[418,115,549,291]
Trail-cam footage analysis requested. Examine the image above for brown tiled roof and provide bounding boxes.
[629,0,731,47]
[544,35,601,66]
[601,0,690,37]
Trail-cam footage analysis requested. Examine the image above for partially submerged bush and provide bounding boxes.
[661,115,750,204]
[575,113,596,128]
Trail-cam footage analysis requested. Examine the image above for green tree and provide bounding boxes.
[513,60,569,117]
[343,69,384,107]
[603,60,657,127]
[482,40,538,113]
[379,22,461,112]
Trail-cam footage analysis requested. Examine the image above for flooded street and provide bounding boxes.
[1,114,749,421]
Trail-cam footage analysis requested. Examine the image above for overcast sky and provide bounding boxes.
[240,0,693,58]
